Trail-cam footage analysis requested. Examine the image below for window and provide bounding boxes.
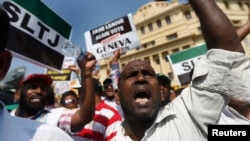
[150,41,155,46]
[148,23,153,31]
[172,48,179,53]
[140,26,145,34]
[156,20,162,28]
[163,52,169,62]
[247,2,250,8]
[144,57,150,64]
[165,55,169,62]
[142,41,155,48]
[184,11,192,20]
[224,1,229,9]
[155,58,160,64]
[183,45,190,50]
[165,16,171,25]
[238,2,243,10]
[153,55,160,64]
[167,33,178,40]
[232,20,241,25]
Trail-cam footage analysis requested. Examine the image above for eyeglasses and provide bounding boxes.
[64,99,76,105]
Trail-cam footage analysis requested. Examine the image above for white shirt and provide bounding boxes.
[218,105,250,124]
[10,107,66,125]
[10,106,77,133]
[0,101,74,141]
[112,49,250,141]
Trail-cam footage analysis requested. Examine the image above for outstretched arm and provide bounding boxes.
[110,49,122,90]
[111,49,122,65]
[70,52,96,132]
[189,0,244,53]
[186,0,250,135]
[237,11,250,41]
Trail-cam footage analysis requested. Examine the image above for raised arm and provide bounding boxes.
[186,0,250,135]
[111,49,121,65]
[70,52,96,132]
[237,11,250,41]
[110,49,122,90]
[189,0,244,53]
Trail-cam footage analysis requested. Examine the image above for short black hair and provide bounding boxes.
[156,73,171,86]
[103,77,112,86]
[60,90,78,104]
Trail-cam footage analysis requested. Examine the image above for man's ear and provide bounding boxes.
[14,90,21,103]
[0,50,12,80]
[114,89,121,105]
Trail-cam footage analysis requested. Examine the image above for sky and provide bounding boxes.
[9,0,188,76]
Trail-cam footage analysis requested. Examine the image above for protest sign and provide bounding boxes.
[2,0,72,70]
[45,59,81,95]
[167,44,207,86]
[45,69,71,81]
[84,13,140,60]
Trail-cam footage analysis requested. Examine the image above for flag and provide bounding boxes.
[2,0,72,70]
[167,43,207,85]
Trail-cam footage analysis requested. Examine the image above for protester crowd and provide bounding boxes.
[1,0,250,141]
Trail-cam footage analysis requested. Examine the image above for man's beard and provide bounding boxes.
[19,95,46,115]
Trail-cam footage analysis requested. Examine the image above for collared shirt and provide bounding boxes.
[0,101,74,141]
[11,106,77,133]
[112,49,250,141]
[218,105,250,124]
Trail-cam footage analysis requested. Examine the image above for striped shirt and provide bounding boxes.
[74,100,122,141]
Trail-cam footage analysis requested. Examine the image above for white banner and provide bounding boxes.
[84,13,140,60]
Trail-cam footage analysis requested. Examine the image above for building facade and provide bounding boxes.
[98,0,250,88]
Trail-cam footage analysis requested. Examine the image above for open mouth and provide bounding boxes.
[30,95,42,103]
[134,91,150,104]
